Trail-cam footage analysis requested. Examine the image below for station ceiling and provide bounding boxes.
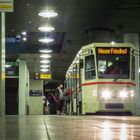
[5,0,140,81]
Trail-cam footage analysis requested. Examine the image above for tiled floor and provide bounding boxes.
[1,115,140,140]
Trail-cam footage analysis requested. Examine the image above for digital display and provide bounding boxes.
[97,47,129,55]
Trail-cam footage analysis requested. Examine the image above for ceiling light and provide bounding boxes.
[40,54,51,59]
[5,64,11,68]
[38,38,54,43]
[40,60,50,64]
[38,11,58,18]
[38,26,55,32]
[40,65,50,68]
[22,31,27,35]
[11,29,14,32]
[23,37,27,41]
[39,49,52,53]
[40,68,49,72]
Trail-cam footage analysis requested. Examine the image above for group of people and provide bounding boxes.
[54,83,71,115]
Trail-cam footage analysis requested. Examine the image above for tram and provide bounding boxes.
[65,43,136,115]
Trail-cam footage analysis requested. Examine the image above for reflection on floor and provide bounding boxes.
[1,115,140,140]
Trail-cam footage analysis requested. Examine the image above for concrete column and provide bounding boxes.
[124,33,140,115]
[19,61,28,115]
[0,13,5,116]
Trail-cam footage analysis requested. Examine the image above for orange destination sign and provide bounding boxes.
[97,48,129,55]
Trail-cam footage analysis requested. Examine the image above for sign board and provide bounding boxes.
[40,73,52,80]
[29,90,42,97]
[97,47,129,55]
[34,72,52,80]
[0,0,13,12]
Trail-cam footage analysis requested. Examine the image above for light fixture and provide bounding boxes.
[40,54,51,59]
[40,65,50,68]
[38,38,54,43]
[40,68,49,72]
[39,49,52,53]
[38,11,58,18]
[5,64,11,68]
[40,60,50,64]
[23,37,27,41]
[38,26,55,32]
[22,31,27,35]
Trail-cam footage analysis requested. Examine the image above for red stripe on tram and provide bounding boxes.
[81,82,136,86]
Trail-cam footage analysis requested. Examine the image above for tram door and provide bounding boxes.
[5,78,19,115]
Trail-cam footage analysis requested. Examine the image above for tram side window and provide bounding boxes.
[85,55,95,80]
[132,55,135,80]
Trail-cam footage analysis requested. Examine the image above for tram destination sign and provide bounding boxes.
[0,0,13,12]
[97,47,129,55]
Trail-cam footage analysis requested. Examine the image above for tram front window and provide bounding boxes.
[96,48,130,79]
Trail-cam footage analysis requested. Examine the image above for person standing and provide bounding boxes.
[55,83,64,114]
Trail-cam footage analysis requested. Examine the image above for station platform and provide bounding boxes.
[1,115,140,140]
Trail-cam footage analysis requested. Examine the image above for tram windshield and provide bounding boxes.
[96,47,130,79]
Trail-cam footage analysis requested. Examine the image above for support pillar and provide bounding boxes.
[124,33,140,115]
[0,13,5,116]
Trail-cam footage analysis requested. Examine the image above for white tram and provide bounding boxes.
[65,43,136,115]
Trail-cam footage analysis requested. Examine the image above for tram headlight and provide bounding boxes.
[130,90,135,97]
[101,90,111,99]
[119,91,128,99]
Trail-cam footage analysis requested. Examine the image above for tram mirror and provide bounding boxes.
[79,59,83,69]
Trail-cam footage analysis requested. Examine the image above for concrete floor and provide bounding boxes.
[1,115,140,140]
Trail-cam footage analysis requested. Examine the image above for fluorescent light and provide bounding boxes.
[23,37,27,41]
[40,65,50,68]
[40,54,51,59]
[22,31,27,35]
[38,11,58,18]
[39,49,52,53]
[38,26,55,32]
[38,38,54,43]
[40,68,49,72]
[40,60,50,64]
[5,64,11,68]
